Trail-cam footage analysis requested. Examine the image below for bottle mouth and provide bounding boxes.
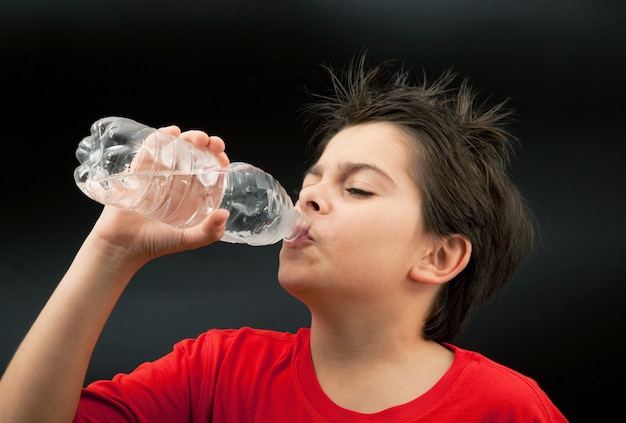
[283,209,309,242]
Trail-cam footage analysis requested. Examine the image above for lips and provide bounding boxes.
[284,227,313,245]
[296,228,313,241]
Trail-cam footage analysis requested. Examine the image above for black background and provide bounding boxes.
[1,1,624,421]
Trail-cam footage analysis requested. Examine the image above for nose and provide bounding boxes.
[296,183,326,214]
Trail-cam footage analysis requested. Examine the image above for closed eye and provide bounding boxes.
[346,187,373,197]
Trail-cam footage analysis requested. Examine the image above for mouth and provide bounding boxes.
[283,226,313,245]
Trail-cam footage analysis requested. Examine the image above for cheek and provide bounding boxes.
[351,208,422,257]
[356,207,420,240]
[333,210,416,257]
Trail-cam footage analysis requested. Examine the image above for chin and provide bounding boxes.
[278,270,315,298]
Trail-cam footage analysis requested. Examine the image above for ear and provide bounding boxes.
[409,234,472,285]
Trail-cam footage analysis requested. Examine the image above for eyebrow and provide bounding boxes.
[305,161,396,185]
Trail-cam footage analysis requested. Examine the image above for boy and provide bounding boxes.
[0,57,567,422]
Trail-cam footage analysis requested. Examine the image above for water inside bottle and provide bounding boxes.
[74,116,302,244]
[220,164,291,245]
[98,170,226,228]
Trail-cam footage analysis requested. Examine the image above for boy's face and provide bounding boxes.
[278,122,431,309]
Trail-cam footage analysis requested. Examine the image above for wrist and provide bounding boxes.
[81,230,149,278]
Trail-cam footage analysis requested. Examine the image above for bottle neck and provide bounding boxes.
[283,209,309,242]
[218,162,309,246]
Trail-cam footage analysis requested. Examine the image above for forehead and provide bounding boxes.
[316,122,412,171]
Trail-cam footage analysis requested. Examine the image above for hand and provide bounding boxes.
[0,124,232,423]
[89,125,232,269]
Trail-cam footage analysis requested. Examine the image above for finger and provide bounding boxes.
[190,208,230,246]
[214,151,230,168]
[179,131,230,167]
[180,131,223,152]
[158,125,182,137]
[205,136,230,167]
[179,129,209,146]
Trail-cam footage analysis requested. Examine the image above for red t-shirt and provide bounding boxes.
[75,327,567,422]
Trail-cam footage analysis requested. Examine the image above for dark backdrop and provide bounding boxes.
[1,1,624,421]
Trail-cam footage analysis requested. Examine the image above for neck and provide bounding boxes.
[308,300,433,365]
[306,307,454,413]
[299,274,442,364]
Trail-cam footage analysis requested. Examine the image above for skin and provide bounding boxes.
[0,127,230,423]
[0,121,471,421]
[280,122,471,412]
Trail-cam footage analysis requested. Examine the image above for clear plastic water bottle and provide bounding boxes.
[73,116,308,246]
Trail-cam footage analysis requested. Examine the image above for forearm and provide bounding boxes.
[0,233,145,423]
[0,125,228,423]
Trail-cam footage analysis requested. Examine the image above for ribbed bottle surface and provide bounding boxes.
[74,117,224,228]
[220,163,300,246]
[74,117,305,246]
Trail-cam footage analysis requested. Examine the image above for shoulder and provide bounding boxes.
[446,344,543,392]
[442,344,568,422]
[169,327,308,393]
[175,327,307,361]
[196,326,305,346]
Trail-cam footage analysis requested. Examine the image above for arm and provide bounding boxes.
[0,127,230,423]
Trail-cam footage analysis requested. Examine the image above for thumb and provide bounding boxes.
[199,208,230,242]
